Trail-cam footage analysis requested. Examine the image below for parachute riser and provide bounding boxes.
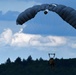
[48,53,55,59]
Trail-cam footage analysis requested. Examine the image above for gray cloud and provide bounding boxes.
[0,11,19,21]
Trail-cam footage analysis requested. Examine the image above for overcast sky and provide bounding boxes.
[0,0,76,63]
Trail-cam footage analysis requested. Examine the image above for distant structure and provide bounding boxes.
[48,53,55,68]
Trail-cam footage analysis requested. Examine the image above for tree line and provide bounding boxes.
[0,56,76,75]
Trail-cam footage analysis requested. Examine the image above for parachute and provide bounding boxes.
[16,3,76,29]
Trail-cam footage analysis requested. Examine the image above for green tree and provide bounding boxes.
[27,55,33,62]
[14,57,22,63]
[6,58,11,64]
